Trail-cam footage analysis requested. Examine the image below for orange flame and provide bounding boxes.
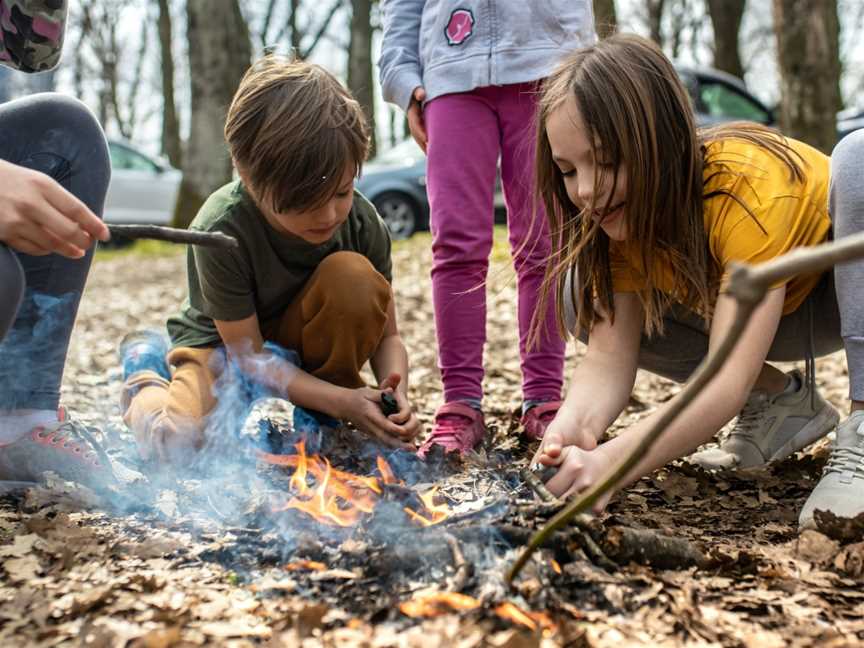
[494,602,557,636]
[259,443,450,527]
[284,560,326,572]
[399,593,557,635]
[403,487,450,526]
[399,592,481,617]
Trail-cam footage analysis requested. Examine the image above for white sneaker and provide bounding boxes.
[691,370,839,470]
[799,410,864,529]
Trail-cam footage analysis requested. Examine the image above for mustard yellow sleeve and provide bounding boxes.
[712,193,829,293]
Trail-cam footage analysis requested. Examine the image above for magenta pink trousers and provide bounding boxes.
[424,82,565,404]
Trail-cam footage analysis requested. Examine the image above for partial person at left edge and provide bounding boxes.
[0,0,141,492]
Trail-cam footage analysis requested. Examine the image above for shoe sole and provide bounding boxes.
[768,404,840,463]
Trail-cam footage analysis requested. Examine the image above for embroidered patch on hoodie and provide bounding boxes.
[445,8,474,46]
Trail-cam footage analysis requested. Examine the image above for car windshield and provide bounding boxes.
[372,139,424,165]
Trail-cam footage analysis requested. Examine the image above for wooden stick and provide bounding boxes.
[107,224,239,249]
[506,230,864,583]
[519,466,558,503]
[444,533,472,592]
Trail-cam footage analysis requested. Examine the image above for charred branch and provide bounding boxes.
[107,225,239,249]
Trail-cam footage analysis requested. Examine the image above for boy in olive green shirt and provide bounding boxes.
[120,57,421,463]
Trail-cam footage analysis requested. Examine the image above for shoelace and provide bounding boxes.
[824,443,864,478]
[39,418,109,468]
[728,396,769,438]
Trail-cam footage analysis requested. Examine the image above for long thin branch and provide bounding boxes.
[107,224,239,249]
[507,230,864,583]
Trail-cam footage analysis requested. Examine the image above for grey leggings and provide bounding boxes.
[567,129,864,401]
[0,93,111,410]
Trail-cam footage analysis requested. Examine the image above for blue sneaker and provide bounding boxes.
[119,330,171,381]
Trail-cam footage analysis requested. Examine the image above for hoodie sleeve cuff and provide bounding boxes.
[383,68,424,112]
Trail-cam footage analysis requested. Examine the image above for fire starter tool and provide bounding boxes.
[380,392,399,416]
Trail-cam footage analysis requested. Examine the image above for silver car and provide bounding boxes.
[104,140,182,226]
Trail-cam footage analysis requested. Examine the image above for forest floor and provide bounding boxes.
[1,229,863,647]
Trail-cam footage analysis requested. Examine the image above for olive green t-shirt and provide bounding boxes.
[167,181,393,348]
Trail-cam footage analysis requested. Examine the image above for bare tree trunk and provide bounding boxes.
[646,0,666,46]
[772,0,841,154]
[123,20,150,141]
[156,0,182,168]
[347,0,376,158]
[707,0,745,79]
[290,0,301,56]
[173,0,251,228]
[593,0,617,38]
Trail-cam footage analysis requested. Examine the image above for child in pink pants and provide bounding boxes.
[379,0,597,454]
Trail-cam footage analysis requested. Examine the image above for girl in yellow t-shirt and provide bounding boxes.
[531,33,864,527]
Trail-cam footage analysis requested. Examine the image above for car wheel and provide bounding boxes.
[373,192,420,240]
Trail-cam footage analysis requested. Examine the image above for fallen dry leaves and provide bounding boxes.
[0,231,861,646]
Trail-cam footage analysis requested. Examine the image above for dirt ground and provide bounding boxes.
[1,231,863,647]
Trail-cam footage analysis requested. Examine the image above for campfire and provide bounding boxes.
[165,417,712,640]
[257,440,450,527]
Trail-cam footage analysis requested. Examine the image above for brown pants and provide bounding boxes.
[122,251,391,458]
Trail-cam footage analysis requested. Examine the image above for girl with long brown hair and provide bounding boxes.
[531,33,864,526]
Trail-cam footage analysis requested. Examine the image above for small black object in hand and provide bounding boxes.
[380,392,399,416]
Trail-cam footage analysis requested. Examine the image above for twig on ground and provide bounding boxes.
[519,467,557,503]
[520,467,617,570]
[107,224,239,249]
[444,533,472,592]
[600,525,708,570]
[507,231,864,583]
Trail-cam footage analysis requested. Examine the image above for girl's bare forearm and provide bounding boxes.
[564,353,637,439]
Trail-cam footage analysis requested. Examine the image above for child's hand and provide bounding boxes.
[407,86,427,152]
[532,411,598,467]
[379,373,422,441]
[341,386,415,450]
[542,444,616,513]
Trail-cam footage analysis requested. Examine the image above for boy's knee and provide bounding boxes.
[314,251,391,311]
[0,246,25,344]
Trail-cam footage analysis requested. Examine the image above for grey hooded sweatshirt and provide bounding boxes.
[379,0,596,111]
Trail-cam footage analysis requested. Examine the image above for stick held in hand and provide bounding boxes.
[106,224,239,249]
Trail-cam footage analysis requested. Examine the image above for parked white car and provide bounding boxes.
[104,140,182,225]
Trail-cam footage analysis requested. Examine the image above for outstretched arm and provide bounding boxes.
[215,314,414,449]
[545,287,786,502]
[1,0,68,72]
[536,291,644,459]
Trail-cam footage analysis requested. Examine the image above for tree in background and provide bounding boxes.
[256,0,345,59]
[347,0,376,158]
[773,0,841,154]
[156,0,182,169]
[173,0,251,228]
[593,0,617,38]
[706,0,745,79]
[68,0,148,141]
[645,0,665,46]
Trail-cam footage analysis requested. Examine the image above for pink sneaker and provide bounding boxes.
[520,401,562,441]
[417,402,486,458]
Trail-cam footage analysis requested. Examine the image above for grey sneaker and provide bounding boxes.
[691,370,839,470]
[799,411,864,529]
[0,407,143,491]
